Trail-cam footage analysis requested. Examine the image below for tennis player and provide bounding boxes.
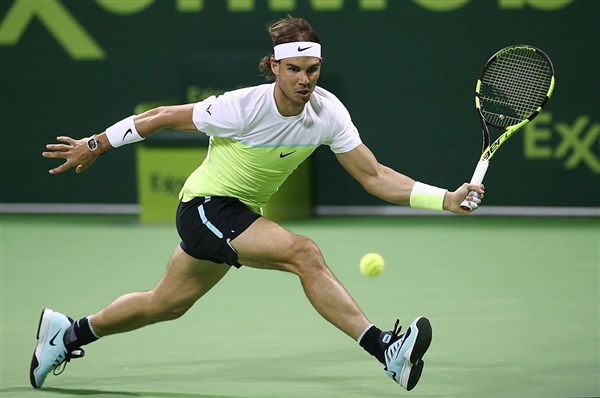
[34,16,484,391]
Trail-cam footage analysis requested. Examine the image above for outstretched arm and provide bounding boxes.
[335,144,484,214]
[42,104,196,175]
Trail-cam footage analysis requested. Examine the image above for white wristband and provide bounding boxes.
[409,182,447,211]
[105,115,143,148]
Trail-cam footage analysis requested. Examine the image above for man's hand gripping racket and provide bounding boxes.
[461,45,555,211]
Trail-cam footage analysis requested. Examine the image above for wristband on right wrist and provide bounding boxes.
[105,115,143,148]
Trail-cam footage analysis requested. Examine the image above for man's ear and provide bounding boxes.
[270,57,279,77]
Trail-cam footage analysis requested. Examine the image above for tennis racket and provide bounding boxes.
[460,45,555,210]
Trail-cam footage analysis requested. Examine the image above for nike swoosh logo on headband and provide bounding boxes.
[297,46,313,52]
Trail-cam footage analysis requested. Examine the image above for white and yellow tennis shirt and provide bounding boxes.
[179,83,362,213]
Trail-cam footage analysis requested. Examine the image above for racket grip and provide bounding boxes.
[460,159,489,211]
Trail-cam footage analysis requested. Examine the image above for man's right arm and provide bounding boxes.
[43,104,196,175]
[95,104,196,150]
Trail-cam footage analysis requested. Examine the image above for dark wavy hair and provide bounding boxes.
[258,16,321,81]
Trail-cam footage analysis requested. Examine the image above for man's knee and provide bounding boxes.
[288,236,327,275]
[149,295,193,322]
[159,304,190,321]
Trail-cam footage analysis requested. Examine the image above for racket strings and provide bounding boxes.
[486,53,550,102]
[484,56,550,121]
[491,54,550,110]
[479,48,552,127]
[482,54,551,124]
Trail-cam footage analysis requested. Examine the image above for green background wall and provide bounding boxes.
[1,0,598,208]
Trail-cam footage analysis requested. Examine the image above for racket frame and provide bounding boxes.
[460,45,555,210]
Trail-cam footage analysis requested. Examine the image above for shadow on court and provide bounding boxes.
[0,387,238,398]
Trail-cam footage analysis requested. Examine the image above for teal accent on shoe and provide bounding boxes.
[383,316,432,391]
[30,309,71,388]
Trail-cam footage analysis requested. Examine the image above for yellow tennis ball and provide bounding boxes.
[360,253,384,277]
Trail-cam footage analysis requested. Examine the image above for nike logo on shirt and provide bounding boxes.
[279,151,296,158]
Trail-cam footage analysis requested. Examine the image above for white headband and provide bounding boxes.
[273,41,321,60]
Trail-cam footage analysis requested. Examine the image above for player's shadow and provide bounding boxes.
[0,387,238,398]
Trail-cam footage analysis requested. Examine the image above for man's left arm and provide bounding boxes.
[335,144,484,214]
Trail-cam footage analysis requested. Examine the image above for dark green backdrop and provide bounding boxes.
[1,0,598,208]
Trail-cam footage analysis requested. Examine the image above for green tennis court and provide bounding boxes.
[1,215,598,398]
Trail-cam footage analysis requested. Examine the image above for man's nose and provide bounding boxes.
[299,71,310,85]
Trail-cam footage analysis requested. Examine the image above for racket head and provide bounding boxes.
[476,45,555,130]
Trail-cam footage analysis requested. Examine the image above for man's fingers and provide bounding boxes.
[469,194,482,205]
[42,151,63,158]
[467,184,485,197]
[56,136,76,145]
[48,160,73,174]
[49,165,69,175]
[43,142,73,159]
[46,143,71,151]
[44,136,94,175]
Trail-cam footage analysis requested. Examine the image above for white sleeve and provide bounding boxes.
[327,101,362,154]
[192,93,243,137]
[329,124,362,153]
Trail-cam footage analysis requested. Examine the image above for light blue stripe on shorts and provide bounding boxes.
[197,196,224,238]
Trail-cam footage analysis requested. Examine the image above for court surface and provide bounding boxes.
[1,214,598,398]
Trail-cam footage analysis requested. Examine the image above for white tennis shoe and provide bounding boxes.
[30,308,83,388]
[383,316,432,391]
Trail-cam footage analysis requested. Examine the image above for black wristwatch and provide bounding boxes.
[87,136,101,153]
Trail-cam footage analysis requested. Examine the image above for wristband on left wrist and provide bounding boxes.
[409,182,447,211]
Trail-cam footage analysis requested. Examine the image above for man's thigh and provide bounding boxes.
[231,216,310,271]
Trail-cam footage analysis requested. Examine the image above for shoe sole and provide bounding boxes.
[30,308,53,388]
[402,316,432,391]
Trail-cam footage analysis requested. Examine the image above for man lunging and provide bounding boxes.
[33,15,484,392]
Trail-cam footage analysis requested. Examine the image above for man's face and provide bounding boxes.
[271,56,321,116]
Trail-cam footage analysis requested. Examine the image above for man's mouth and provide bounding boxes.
[297,88,311,97]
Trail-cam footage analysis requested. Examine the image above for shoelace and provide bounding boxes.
[381,320,404,370]
[391,319,403,341]
[52,359,68,376]
[383,319,403,347]
[52,317,85,377]
[52,348,85,376]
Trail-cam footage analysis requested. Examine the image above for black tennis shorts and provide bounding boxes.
[176,196,261,267]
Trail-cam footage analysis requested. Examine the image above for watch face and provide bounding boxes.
[87,138,98,151]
